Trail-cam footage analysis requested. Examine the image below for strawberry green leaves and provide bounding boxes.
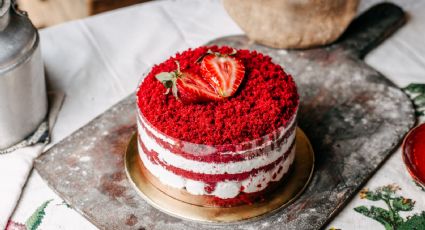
[155,61,181,99]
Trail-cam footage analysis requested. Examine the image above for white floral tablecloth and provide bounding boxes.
[5,0,425,229]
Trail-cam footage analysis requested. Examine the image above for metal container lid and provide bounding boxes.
[0,0,37,73]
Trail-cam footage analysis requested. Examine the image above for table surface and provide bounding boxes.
[7,0,425,229]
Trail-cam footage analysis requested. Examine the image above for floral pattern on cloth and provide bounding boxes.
[6,200,51,230]
[354,184,425,230]
[329,183,425,230]
[5,200,71,230]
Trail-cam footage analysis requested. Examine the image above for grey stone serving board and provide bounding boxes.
[35,3,416,230]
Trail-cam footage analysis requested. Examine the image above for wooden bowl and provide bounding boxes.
[223,0,359,49]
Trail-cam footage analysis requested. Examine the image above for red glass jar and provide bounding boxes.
[402,123,425,188]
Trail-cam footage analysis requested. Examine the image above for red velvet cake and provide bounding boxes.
[136,46,299,207]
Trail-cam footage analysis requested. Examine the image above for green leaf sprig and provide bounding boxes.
[155,61,182,99]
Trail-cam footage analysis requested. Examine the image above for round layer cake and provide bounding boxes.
[136,46,299,207]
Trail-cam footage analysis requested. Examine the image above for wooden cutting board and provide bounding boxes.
[35,3,415,230]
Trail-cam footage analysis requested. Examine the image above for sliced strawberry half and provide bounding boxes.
[177,72,222,104]
[155,61,221,104]
[200,50,245,98]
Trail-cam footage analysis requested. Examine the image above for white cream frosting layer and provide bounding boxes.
[137,118,295,174]
[137,109,297,199]
[138,140,295,199]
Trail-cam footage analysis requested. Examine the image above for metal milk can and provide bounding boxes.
[0,0,47,149]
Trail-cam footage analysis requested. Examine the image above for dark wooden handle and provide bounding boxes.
[336,2,406,59]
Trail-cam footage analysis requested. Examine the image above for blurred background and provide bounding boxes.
[17,0,152,28]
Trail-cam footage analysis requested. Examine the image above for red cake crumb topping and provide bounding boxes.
[137,46,299,145]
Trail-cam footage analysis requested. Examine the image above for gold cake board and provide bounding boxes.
[125,127,314,223]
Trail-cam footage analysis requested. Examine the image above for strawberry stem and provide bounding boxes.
[196,49,237,63]
[174,60,181,75]
[164,88,170,95]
